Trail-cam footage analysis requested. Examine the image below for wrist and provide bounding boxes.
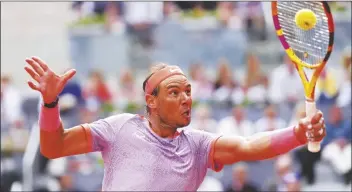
[43,97,59,108]
[271,126,303,155]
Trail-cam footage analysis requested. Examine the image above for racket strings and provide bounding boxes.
[277,2,330,67]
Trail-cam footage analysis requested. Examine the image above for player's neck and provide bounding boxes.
[148,115,177,138]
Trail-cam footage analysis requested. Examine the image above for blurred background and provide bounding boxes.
[1,1,351,192]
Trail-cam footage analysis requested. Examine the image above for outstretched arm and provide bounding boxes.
[213,112,325,165]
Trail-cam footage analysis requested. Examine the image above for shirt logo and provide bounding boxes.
[169,68,180,73]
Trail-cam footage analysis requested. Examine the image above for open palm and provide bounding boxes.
[24,57,76,104]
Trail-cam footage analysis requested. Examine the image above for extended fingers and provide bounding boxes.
[60,69,76,84]
[32,56,49,71]
[27,81,40,92]
[24,66,40,82]
[25,58,45,76]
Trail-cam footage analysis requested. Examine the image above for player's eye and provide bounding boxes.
[170,91,178,96]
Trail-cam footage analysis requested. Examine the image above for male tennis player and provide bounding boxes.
[24,57,326,191]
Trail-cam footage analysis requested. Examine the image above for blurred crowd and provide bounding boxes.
[70,1,267,40]
[1,1,351,192]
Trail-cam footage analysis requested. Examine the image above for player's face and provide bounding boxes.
[156,75,192,128]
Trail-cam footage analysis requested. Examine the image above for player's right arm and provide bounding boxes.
[24,56,112,159]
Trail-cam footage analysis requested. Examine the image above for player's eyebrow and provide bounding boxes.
[166,85,180,89]
[166,84,191,89]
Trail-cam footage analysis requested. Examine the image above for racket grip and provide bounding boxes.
[305,100,321,153]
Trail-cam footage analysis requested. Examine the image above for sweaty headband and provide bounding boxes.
[145,66,185,95]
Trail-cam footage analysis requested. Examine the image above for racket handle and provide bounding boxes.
[305,100,321,153]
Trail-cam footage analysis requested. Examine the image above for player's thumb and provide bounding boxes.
[61,69,76,84]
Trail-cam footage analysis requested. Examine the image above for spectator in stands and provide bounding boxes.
[216,2,242,30]
[315,67,339,105]
[244,53,264,89]
[235,2,267,41]
[336,51,351,118]
[103,2,123,32]
[5,118,29,153]
[321,105,351,185]
[124,2,164,67]
[114,69,141,109]
[71,2,94,20]
[163,2,179,18]
[217,106,254,137]
[226,163,259,192]
[275,154,301,191]
[71,2,124,33]
[213,58,236,90]
[188,63,213,102]
[254,104,286,132]
[1,75,23,130]
[84,70,112,103]
[268,55,303,106]
[188,104,217,133]
[174,1,217,12]
[213,58,243,105]
[83,70,112,119]
[244,53,269,105]
[124,2,163,46]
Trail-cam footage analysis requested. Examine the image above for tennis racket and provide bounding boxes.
[272,2,334,152]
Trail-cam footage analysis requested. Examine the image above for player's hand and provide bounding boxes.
[294,110,326,144]
[24,57,76,104]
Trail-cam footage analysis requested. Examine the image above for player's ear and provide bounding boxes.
[145,94,157,110]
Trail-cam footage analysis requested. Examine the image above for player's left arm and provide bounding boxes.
[213,111,326,165]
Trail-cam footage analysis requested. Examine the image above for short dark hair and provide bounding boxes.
[143,63,168,114]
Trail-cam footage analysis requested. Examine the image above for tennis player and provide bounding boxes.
[24,57,326,191]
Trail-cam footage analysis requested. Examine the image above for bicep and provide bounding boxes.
[62,125,94,155]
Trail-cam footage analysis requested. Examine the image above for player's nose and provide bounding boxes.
[180,92,192,106]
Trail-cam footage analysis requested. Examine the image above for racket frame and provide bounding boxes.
[271,1,335,152]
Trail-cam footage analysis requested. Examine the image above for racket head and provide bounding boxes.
[272,1,335,100]
[272,1,334,69]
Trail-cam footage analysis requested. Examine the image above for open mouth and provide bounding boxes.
[182,110,191,117]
